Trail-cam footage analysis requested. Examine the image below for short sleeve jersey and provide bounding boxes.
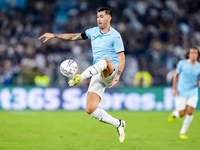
[176,59,200,97]
[85,26,124,69]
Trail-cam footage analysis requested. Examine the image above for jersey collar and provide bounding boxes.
[99,26,112,34]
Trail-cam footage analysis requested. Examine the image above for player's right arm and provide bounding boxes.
[172,72,179,97]
[38,33,83,43]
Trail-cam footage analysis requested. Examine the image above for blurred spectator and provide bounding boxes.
[1,60,14,85]
[133,71,153,88]
[166,64,176,85]
[133,57,153,87]
[34,69,50,88]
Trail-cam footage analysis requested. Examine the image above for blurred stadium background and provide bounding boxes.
[0,0,200,111]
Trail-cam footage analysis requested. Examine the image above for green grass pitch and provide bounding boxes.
[0,110,200,150]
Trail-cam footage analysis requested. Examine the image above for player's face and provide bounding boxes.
[188,48,199,61]
[97,11,111,30]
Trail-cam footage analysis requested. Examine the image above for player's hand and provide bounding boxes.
[38,33,54,43]
[109,75,120,88]
[173,88,178,97]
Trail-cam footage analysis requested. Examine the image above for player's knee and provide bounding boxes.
[187,106,194,115]
[86,105,96,114]
[86,108,94,114]
[187,109,194,115]
[102,58,109,63]
[179,111,185,117]
[102,58,114,71]
[187,112,193,115]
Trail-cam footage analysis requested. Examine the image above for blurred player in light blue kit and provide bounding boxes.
[168,47,200,139]
[39,7,126,143]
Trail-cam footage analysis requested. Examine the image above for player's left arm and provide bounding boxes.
[198,78,200,87]
[109,52,125,88]
[38,33,83,43]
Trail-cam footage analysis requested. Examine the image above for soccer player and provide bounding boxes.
[39,7,126,143]
[168,47,200,139]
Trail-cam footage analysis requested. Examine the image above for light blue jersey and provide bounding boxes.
[176,59,200,97]
[85,26,124,69]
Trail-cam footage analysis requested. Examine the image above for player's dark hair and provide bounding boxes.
[185,47,200,60]
[97,7,112,17]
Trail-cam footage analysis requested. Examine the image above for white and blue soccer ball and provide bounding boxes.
[60,59,78,77]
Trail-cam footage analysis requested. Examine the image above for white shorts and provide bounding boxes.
[175,96,198,111]
[87,69,117,99]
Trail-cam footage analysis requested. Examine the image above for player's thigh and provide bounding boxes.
[86,74,106,113]
[102,68,117,87]
[87,74,106,99]
[186,97,198,115]
[101,58,115,77]
[187,96,198,109]
[175,96,187,111]
[86,92,101,111]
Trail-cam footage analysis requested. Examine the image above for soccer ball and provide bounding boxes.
[60,59,78,77]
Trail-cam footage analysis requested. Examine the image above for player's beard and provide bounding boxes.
[98,23,109,31]
[98,24,105,30]
[190,58,197,64]
[98,20,108,28]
